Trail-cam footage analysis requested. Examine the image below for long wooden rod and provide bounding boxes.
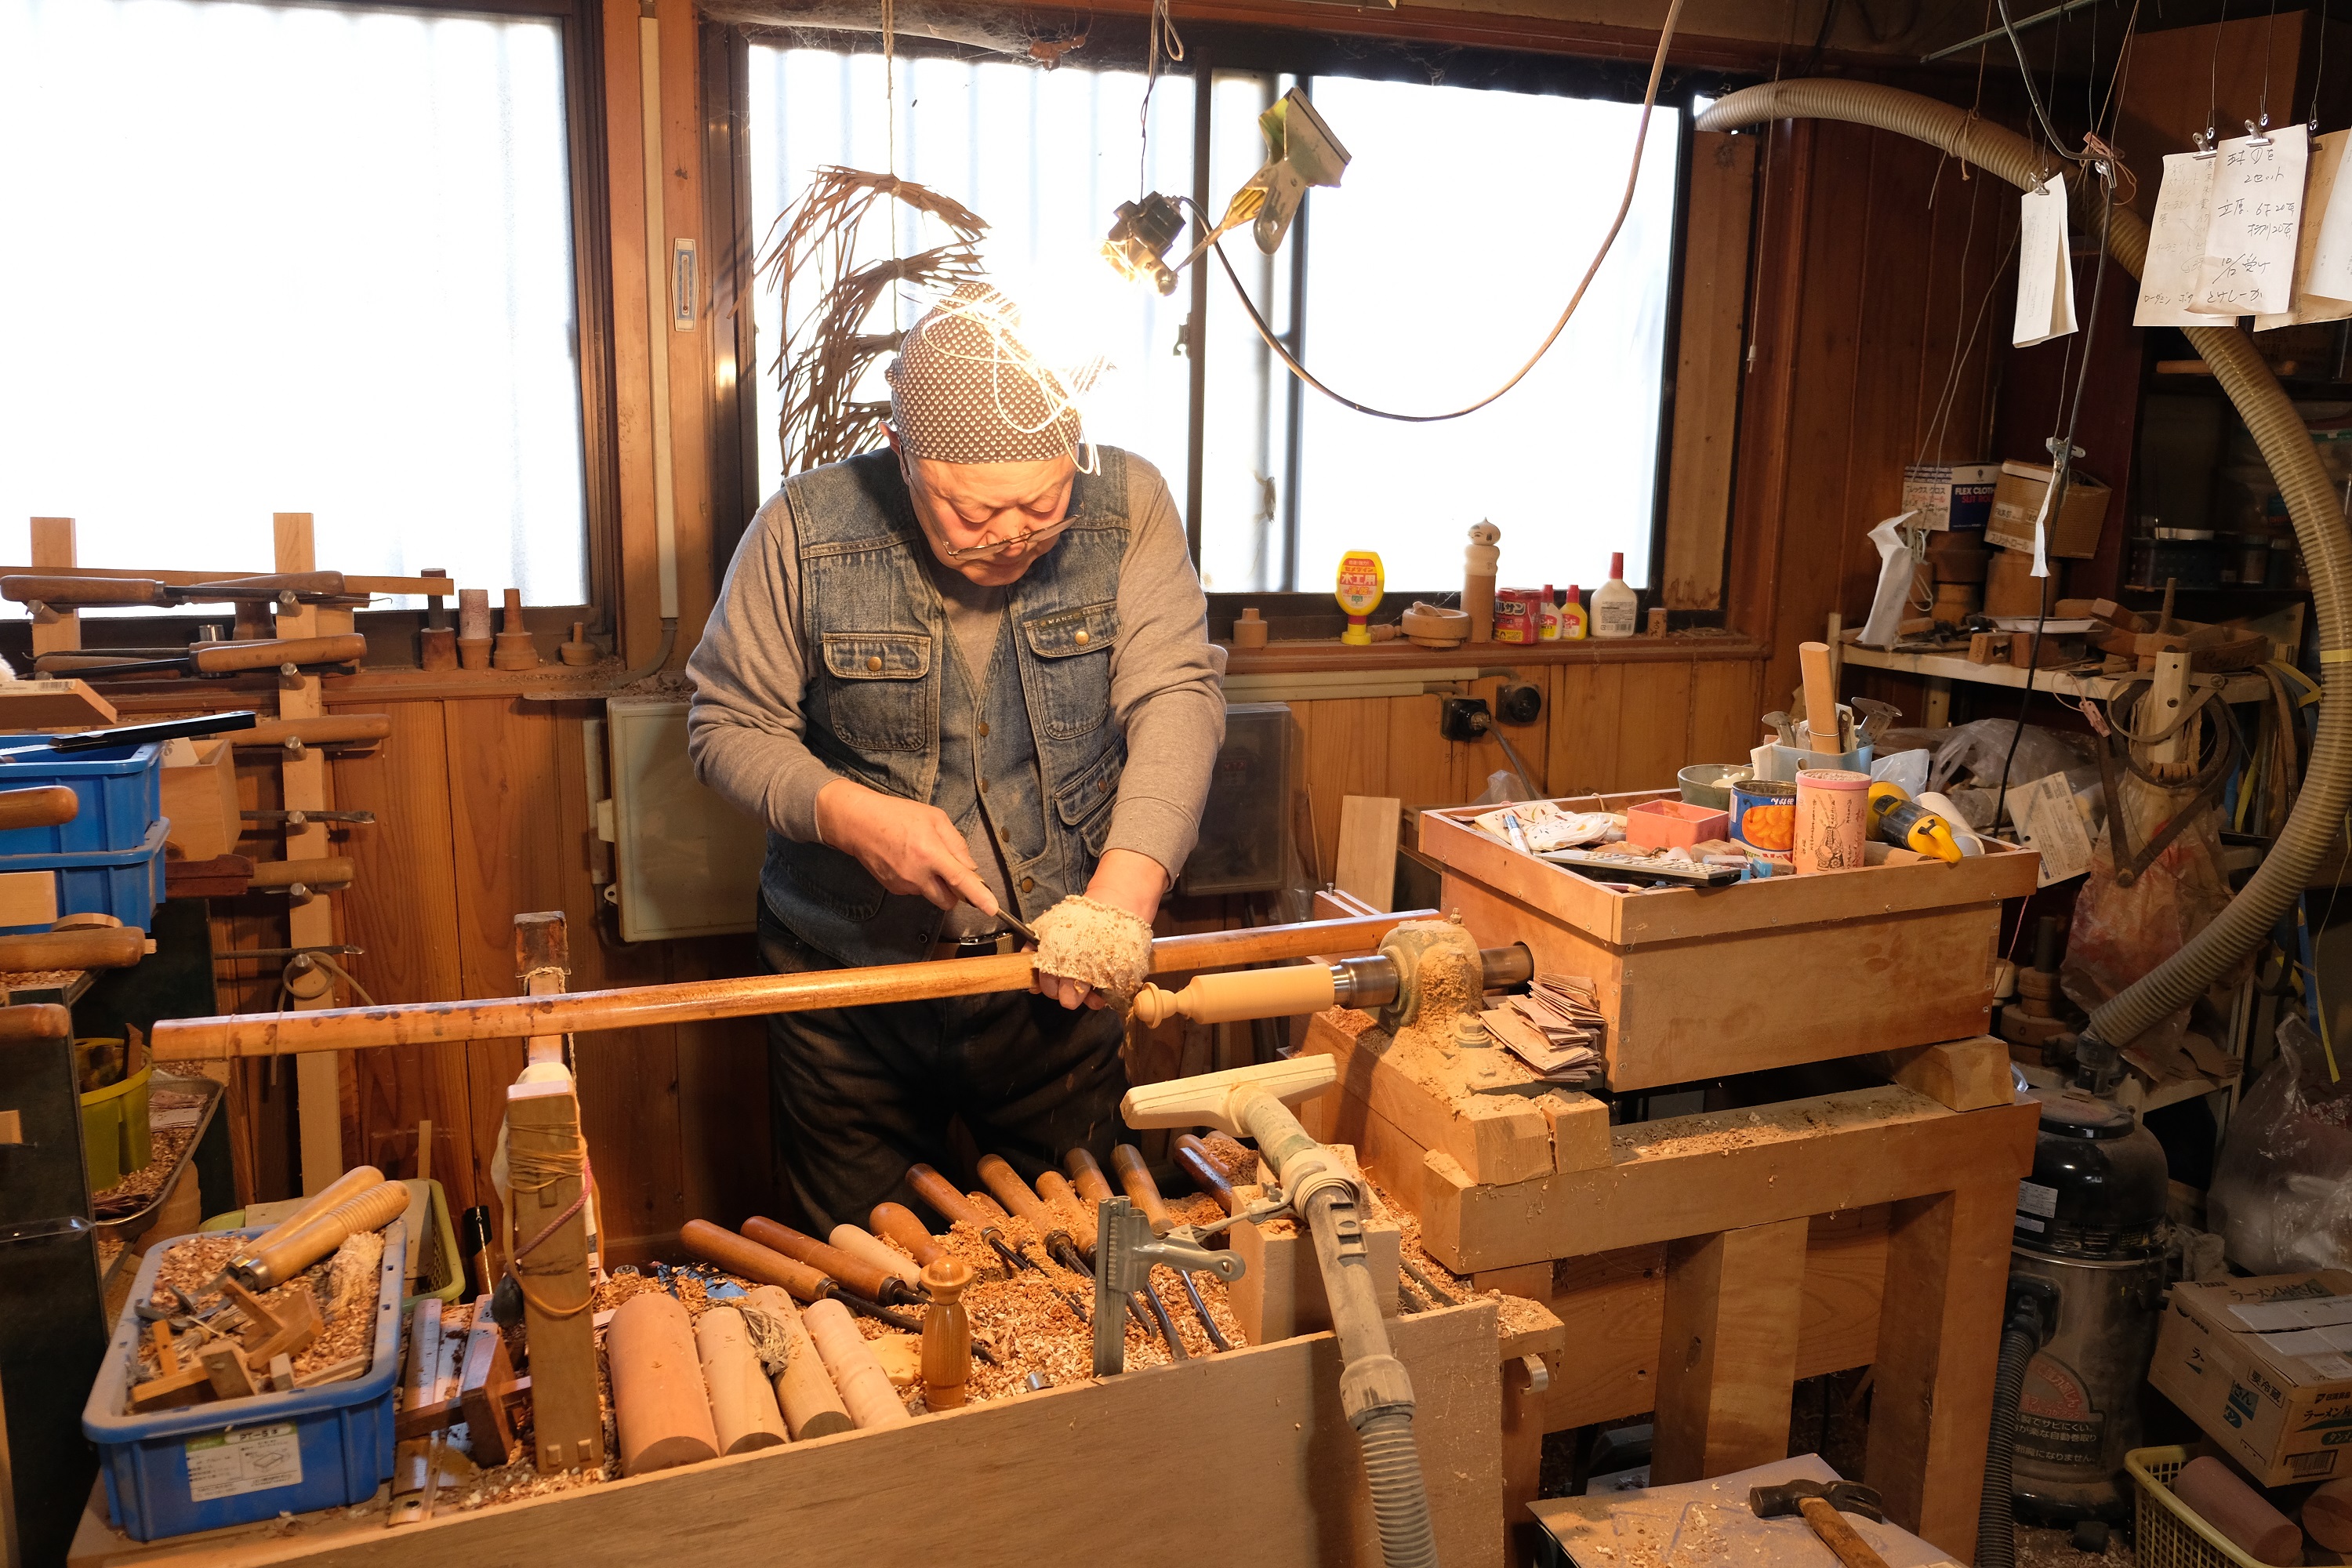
[149,910,1425,1062]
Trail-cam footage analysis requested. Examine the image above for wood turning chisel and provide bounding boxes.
[2,571,360,612]
[1036,1165,1173,1355]
[905,1162,1047,1282]
[43,633,368,681]
[1100,1145,1230,1352]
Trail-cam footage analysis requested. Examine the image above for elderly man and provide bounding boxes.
[688,285,1225,1231]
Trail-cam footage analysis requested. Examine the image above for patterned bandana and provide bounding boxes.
[887,282,1091,464]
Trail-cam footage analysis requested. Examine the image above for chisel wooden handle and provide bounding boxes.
[905,1163,985,1229]
[0,786,78,833]
[1064,1149,1116,1207]
[869,1203,948,1269]
[1035,1170,1096,1254]
[248,857,355,889]
[1172,1134,1240,1215]
[0,1004,71,1043]
[1112,1144,1175,1234]
[680,1219,829,1302]
[829,1223,923,1289]
[742,1216,898,1305]
[190,634,367,673]
[2,575,174,608]
[230,1178,410,1288]
[976,1155,1055,1232]
[0,926,147,972]
[1798,641,1842,751]
[234,716,392,749]
[248,1164,387,1258]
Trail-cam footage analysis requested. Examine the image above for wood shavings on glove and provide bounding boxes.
[1031,895,1155,1002]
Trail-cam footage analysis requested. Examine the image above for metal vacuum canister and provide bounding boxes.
[2009,1093,2170,1524]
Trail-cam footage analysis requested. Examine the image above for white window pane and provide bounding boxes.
[1197,70,1290,592]
[747,47,1193,512]
[0,0,586,605]
[1292,78,1679,592]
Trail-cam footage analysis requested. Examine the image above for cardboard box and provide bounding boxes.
[2147,1269,2352,1486]
[158,737,238,861]
[1984,545,2061,619]
[1986,460,2112,559]
[1902,461,2002,532]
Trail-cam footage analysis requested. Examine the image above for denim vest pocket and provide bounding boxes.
[782,838,888,921]
[818,632,933,753]
[1019,601,1120,740]
[1054,743,1123,857]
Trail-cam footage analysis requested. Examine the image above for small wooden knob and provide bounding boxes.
[921,1258,972,1300]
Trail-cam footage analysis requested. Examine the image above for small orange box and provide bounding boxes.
[1623,798,1730,851]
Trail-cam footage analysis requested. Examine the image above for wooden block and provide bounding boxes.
[1536,1091,1611,1172]
[159,739,240,861]
[457,1295,521,1466]
[1228,1149,1401,1342]
[242,1285,321,1367]
[508,1081,604,1472]
[128,1363,213,1412]
[0,678,115,728]
[1336,796,1403,913]
[201,1341,258,1401]
[1875,1037,2014,1112]
[1649,1217,1807,1484]
[268,1353,295,1393]
[1301,1011,1558,1186]
[0,870,56,931]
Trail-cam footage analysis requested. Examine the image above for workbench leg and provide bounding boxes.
[1503,1352,1548,1568]
[1650,1218,1806,1484]
[1864,1179,2013,1561]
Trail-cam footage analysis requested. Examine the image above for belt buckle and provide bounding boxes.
[954,931,1016,958]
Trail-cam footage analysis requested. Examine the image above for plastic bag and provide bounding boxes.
[1870,747,1931,798]
[2062,769,2237,1054]
[2209,1014,2352,1273]
[1915,719,2100,801]
[1470,768,1536,807]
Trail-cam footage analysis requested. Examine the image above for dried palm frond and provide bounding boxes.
[756,168,989,474]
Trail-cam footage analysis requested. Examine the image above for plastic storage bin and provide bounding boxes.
[82,1219,406,1541]
[0,815,168,935]
[0,738,162,857]
[79,1060,152,1191]
[201,1179,461,1313]
[2128,1446,2275,1568]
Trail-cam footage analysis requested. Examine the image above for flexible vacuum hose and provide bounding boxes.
[1697,81,2352,1064]
[1978,1317,2040,1568]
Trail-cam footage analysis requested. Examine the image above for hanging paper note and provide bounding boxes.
[2136,152,2220,326]
[2259,130,2351,328]
[2297,130,2352,311]
[2013,176,2078,348]
[2193,125,2309,317]
[1858,511,1924,648]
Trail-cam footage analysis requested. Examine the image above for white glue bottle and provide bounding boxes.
[1591,553,1639,639]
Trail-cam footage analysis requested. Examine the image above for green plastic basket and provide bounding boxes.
[199,1177,461,1312]
[2127,1446,2288,1568]
[79,1059,151,1192]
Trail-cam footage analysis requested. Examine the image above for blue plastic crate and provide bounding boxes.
[0,816,168,935]
[82,1220,406,1541]
[0,737,161,858]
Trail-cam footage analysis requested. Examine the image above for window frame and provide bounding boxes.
[701,13,1739,618]
[5,0,619,655]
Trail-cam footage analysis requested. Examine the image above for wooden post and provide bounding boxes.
[508,1079,604,1472]
[1863,1179,2014,1560]
[1649,1217,1807,1484]
[274,514,348,1193]
[28,518,79,656]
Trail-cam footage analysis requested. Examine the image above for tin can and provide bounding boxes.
[1493,588,1541,644]
[1794,768,1871,873]
[1729,778,1797,854]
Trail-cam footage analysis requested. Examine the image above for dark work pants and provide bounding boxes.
[757,902,1130,1234]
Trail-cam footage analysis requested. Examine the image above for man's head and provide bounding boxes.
[885,283,1088,587]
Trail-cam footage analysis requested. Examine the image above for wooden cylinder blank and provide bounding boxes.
[801,1299,909,1429]
[2174,1457,2302,1565]
[739,1287,852,1441]
[2307,1480,2352,1552]
[693,1305,786,1455]
[606,1293,720,1476]
[829,1223,922,1289]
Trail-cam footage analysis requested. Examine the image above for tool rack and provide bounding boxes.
[1296,799,2045,1568]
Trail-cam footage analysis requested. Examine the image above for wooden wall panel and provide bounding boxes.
[1547,663,1627,795]
[1662,131,1759,611]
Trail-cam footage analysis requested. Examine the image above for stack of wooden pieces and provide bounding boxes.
[1480,974,1603,1083]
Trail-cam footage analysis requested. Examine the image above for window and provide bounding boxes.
[737,37,1683,594]
[0,0,593,606]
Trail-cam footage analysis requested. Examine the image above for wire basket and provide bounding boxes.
[2127,1446,2288,1568]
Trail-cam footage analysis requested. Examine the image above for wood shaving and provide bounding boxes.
[130,1225,394,1407]
[91,1124,193,1213]
[1032,894,1153,1000]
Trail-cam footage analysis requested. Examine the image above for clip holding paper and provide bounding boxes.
[2193,128,2218,160]
[2245,116,2274,148]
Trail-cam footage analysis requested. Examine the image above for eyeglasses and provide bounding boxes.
[935,515,1074,561]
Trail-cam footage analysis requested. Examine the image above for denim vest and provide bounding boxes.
[761,446,1133,966]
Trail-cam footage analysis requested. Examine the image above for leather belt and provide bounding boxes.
[931,931,1018,960]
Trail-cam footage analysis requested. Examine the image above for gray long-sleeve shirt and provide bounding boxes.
[687,452,1227,934]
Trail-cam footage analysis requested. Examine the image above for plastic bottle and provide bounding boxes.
[1591,553,1638,639]
[1559,586,1588,640]
[1334,550,1385,646]
[1537,584,1561,641]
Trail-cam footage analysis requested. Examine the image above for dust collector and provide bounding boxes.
[2006,1094,2169,1524]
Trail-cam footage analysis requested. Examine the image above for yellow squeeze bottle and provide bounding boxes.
[1559,586,1588,640]
[1335,551,1385,646]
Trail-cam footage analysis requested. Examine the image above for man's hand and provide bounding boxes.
[1035,848,1166,1011]
[815,779,994,915]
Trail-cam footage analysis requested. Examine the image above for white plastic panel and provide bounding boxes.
[605,698,766,942]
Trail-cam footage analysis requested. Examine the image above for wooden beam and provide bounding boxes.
[508,1080,603,1473]
[1661,132,1759,612]
[1650,1218,1808,1484]
[274,514,347,1193]
[0,564,453,595]
[27,520,79,657]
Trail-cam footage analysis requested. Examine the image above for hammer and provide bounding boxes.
[1747,1479,1892,1568]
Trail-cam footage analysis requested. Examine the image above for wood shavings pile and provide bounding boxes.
[1031,894,1154,1000]
[1612,1090,1911,1162]
[129,1226,391,1409]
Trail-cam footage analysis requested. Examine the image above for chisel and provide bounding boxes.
[677,1221,930,1338]
[1098,1145,1230,1352]
[906,1162,1041,1279]
[51,633,368,681]
[1036,1167,1167,1348]
[976,1155,1098,1325]
[1171,1134,1242,1214]
[742,1216,925,1309]
[828,1222,923,1290]
[2,572,356,612]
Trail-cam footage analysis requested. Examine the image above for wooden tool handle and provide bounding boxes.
[1064,1149,1116,1207]
[0,926,147,972]
[1,575,170,608]
[967,1190,1008,1221]
[1131,964,1338,1026]
[1798,641,1842,750]
[247,1164,387,1258]
[1796,1497,1893,1568]
[975,1155,1054,1229]
[1111,1145,1175,1233]
[742,1216,897,1303]
[234,716,392,749]
[233,1178,409,1288]
[828,1223,923,1289]
[190,633,367,673]
[869,1203,948,1268]
[905,1163,987,1229]
[0,786,78,832]
[679,1219,829,1301]
[1035,1170,1095,1252]
[247,857,354,889]
[1171,1134,1240,1214]
[0,1004,72,1043]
